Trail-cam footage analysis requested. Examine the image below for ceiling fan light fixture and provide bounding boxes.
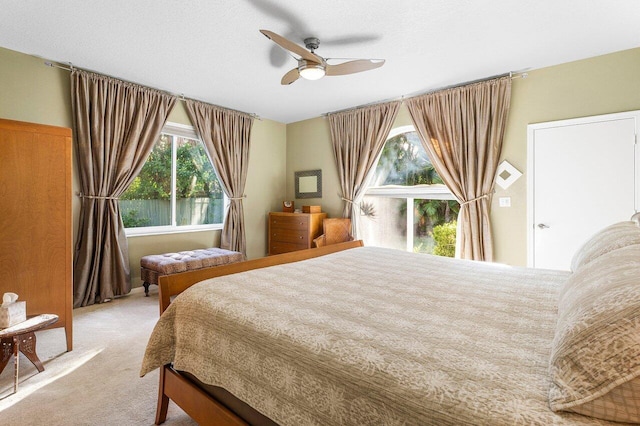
[261,30,385,85]
[299,61,326,80]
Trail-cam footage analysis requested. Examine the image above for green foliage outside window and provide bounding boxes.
[433,221,457,257]
[122,135,223,201]
[376,132,440,186]
[121,209,151,228]
[374,132,459,256]
[120,134,225,228]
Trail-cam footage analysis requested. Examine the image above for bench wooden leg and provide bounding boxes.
[0,337,12,373]
[143,282,151,297]
[12,337,19,393]
[0,336,21,393]
[18,332,44,372]
[2,334,43,370]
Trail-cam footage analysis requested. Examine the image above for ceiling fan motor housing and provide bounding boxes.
[303,37,320,52]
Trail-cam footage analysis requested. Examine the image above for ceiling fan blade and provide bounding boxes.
[260,29,324,64]
[281,67,300,85]
[325,59,385,76]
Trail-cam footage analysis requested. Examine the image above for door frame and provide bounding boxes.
[526,110,640,267]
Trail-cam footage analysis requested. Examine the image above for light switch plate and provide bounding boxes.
[499,197,511,207]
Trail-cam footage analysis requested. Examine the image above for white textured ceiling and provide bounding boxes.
[1,0,639,123]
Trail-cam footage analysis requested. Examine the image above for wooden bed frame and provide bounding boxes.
[154,240,364,425]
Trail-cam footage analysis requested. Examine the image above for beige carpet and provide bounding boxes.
[0,287,196,426]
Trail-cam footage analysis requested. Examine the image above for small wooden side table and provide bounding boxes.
[0,314,58,392]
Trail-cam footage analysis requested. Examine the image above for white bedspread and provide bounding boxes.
[141,246,618,425]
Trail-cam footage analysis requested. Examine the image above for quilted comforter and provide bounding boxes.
[140,246,618,425]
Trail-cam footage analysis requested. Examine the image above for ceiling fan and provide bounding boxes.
[260,29,385,85]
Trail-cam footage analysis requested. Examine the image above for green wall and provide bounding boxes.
[494,47,640,265]
[286,47,640,266]
[0,46,287,288]
[3,44,640,275]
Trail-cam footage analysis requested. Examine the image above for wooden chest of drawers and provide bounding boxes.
[268,212,327,255]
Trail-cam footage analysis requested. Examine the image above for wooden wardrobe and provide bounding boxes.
[0,118,73,351]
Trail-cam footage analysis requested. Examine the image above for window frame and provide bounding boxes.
[123,122,228,237]
[363,125,458,252]
[365,125,458,201]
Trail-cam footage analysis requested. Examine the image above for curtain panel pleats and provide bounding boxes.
[406,76,511,261]
[185,100,253,256]
[328,101,401,238]
[71,69,176,307]
[70,65,508,307]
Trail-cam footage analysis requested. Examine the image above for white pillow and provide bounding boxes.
[569,221,640,271]
[550,244,640,422]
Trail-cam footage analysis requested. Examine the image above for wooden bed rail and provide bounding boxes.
[157,240,364,315]
[156,366,248,425]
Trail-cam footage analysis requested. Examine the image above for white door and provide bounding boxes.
[527,111,639,270]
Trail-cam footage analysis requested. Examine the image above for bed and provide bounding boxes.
[140,222,640,425]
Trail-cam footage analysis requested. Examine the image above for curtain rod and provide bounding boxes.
[322,71,528,117]
[45,60,526,121]
[43,60,261,120]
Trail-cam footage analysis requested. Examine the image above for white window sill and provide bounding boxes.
[366,184,457,200]
[125,224,223,238]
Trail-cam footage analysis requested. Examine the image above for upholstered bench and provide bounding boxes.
[140,248,245,296]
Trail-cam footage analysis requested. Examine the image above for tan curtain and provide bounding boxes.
[185,100,253,255]
[72,70,176,307]
[406,76,511,261]
[328,101,401,237]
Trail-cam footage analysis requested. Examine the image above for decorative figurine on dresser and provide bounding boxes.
[268,206,327,255]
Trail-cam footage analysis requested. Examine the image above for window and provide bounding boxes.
[120,123,226,235]
[360,126,459,256]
